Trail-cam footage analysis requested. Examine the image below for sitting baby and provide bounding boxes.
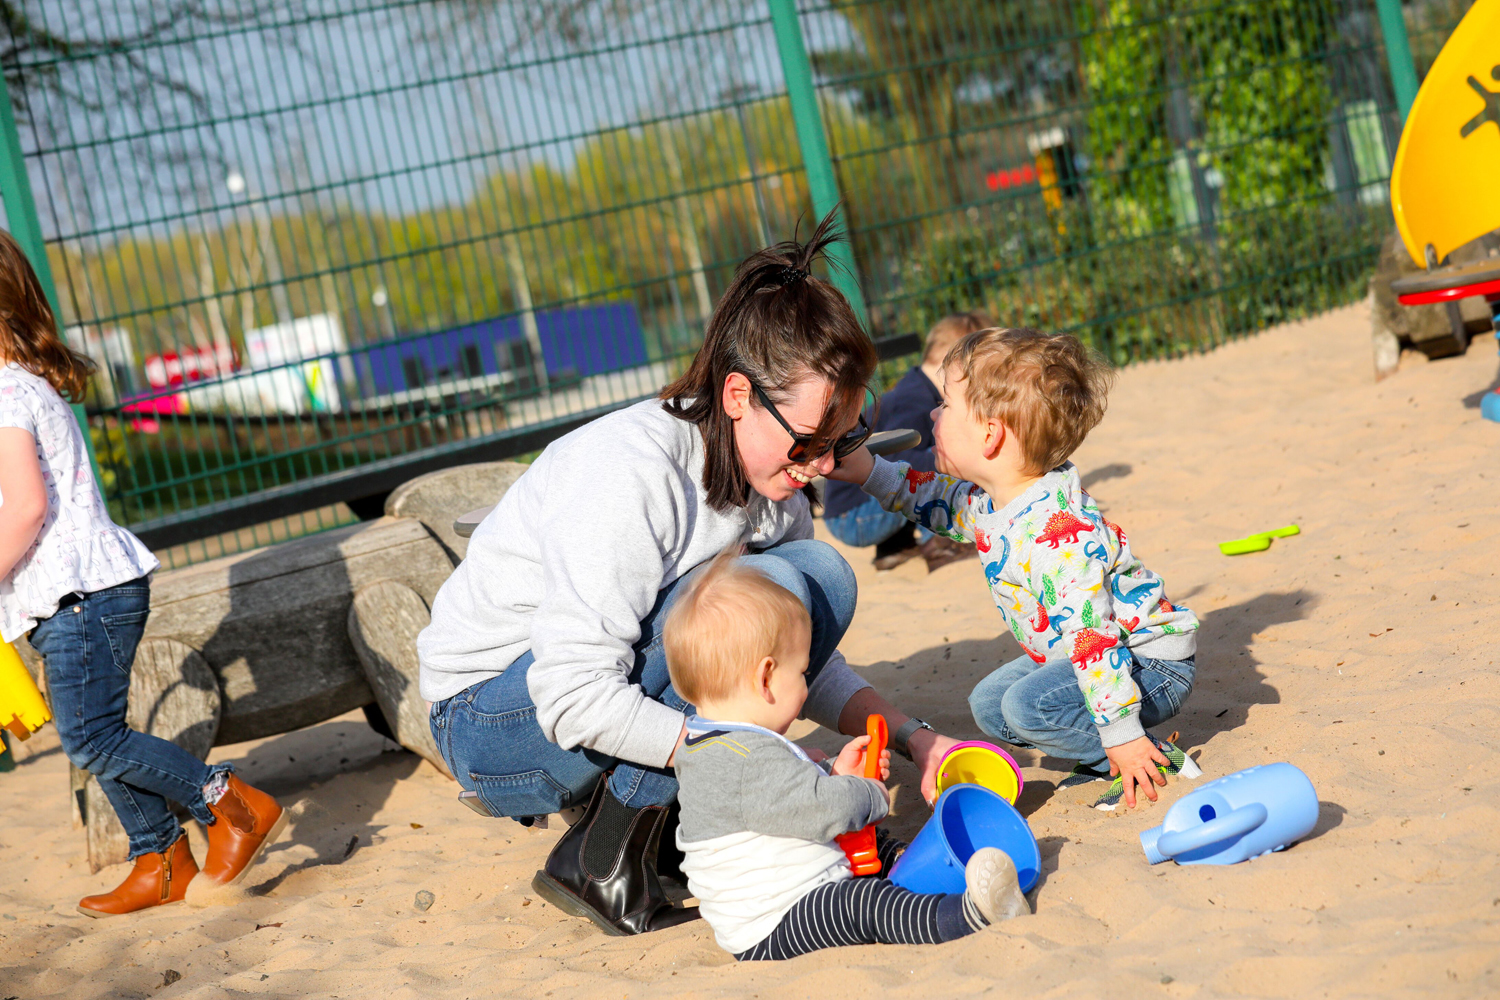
[666,548,1029,960]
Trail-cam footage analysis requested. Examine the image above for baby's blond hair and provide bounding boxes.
[664,547,810,706]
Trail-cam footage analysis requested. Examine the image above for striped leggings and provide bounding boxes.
[735,834,978,961]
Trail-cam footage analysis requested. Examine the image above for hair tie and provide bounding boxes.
[776,265,809,286]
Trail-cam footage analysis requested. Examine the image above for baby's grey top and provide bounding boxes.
[675,727,889,844]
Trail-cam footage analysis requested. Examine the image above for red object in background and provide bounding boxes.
[124,342,239,431]
[835,714,890,876]
[985,163,1037,191]
[143,342,236,388]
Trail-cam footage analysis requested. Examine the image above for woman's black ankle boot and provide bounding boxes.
[530,778,700,936]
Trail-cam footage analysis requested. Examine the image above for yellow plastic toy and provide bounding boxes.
[1389,0,1500,267]
[1,640,51,740]
[933,741,1023,804]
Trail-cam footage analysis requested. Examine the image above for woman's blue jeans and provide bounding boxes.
[30,577,228,859]
[429,539,857,817]
[824,496,931,548]
[968,652,1195,769]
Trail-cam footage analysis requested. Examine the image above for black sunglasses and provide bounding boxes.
[752,382,872,463]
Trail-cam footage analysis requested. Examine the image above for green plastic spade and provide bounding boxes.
[1219,524,1299,556]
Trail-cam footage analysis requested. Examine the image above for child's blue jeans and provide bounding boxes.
[823,497,932,548]
[29,576,230,859]
[429,539,858,816]
[968,651,1195,769]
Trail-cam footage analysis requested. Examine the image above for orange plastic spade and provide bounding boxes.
[835,714,889,876]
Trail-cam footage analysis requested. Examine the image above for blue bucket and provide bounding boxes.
[888,784,1041,895]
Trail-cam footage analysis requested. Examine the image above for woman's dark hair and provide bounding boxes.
[0,229,94,400]
[661,209,878,512]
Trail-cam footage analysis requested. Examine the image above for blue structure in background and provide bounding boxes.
[353,302,649,400]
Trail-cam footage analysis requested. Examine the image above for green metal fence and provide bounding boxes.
[0,0,1472,567]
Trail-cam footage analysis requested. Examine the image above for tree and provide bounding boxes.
[808,1,1081,223]
[1079,0,1337,237]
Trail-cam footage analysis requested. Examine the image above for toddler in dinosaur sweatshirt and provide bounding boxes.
[830,326,1202,810]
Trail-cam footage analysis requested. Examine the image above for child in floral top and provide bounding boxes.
[829,327,1201,810]
[0,231,284,916]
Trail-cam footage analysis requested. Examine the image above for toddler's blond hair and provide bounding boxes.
[944,327,1115,475]
[664,548,810,706]
[922,311,993,365]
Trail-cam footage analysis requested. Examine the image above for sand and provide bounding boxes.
[3,302,1498,999]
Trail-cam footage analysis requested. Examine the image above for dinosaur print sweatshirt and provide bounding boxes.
[862,457,1198,748]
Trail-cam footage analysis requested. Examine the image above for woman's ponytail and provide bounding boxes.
[661,209,877,512]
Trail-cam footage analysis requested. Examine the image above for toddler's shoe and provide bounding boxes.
[1057,760,1112,790]
[873,523,922,571]
[201,775,287,886]
[963,847,1030,925]
[920,535,978,573]
[77,833,197,917]
[1092,733,1201,811]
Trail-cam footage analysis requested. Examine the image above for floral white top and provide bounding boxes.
[0,364,158,642]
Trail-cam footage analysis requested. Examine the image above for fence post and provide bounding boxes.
[1374,0,1419,122]
[0,73,104,480]
[767,0,869,326]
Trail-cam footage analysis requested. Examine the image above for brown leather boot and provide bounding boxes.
[77,834,197,918]
[531,779,700,936]
[200,774,286,886]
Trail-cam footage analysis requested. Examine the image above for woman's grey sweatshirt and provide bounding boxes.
[416,398,872,770]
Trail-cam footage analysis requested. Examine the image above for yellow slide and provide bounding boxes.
[1390,0,1500,266]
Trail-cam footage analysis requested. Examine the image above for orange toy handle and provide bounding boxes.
[836,715,889,877]
[863,714,888,779]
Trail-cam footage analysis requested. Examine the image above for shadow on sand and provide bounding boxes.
[830,588,1310,832]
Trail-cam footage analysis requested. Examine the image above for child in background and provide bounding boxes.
[667,550,1028,961]
[823,312,989,572]
[830,327,1201,811]
[0,231,284,915]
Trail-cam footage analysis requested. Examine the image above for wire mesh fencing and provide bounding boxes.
[0,0,1472,565]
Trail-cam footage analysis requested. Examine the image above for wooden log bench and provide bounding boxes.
[23,461,529,871]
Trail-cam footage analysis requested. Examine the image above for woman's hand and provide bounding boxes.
[908,729,960,806]
[831,735,891,780]
[825,445,873,485]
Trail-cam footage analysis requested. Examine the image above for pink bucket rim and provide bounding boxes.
[939,740,1025,798]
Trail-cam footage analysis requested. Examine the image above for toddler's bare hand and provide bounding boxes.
[826,446,873,485]
[1103,736,1170,808]
[831,735,871,777]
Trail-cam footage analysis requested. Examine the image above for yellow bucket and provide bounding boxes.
[934,741,1023,804]
[1,640,51,740]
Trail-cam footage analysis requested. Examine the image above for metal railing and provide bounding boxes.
[0,0,1471,566]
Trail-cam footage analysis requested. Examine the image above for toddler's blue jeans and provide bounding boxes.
[429,539,857,816]
[968,651,1195,770]
[823,497,932,548]
[29,576,229,859]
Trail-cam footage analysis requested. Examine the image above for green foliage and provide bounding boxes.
[885,0,1387,365]
[1078,0,1337,237]
[89,421,129,496]
[893,194,1385,364]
